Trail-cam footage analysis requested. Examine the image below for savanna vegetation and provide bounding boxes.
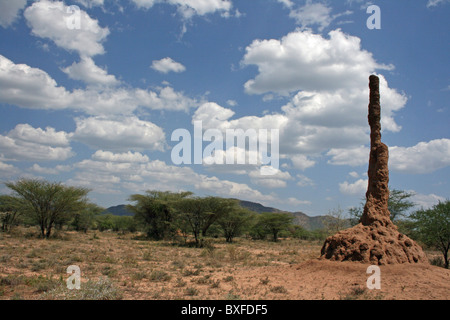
[0,178,448,300]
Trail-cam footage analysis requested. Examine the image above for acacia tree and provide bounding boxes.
[254,212,294,242]
[128,190,192,240]
[71,202,104,232]
[173,196,237,247]
[200,197,239,237]
[388,189,416,221]
[217,207,254,243]
[4,179,90,238]
[410,200,450,269]
[0,195,24,232]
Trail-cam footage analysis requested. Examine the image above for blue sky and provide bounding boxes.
[0,0,449,217]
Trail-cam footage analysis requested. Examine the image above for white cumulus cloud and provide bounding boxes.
[24,0,110,57]
[151,57,186,74]
[339,179,368,196]
[0,124,74,161]
[62,56,120,87]
[0,0,27,28]
[73,116,166,152]
[242,28,393,95]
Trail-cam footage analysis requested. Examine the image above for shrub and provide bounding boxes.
[41,277,122,300]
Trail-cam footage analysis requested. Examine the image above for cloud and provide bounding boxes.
[328,139,450,174]
[151,57,186,74]
[349,171,360,178]
[427,0,450,8]
[242,28,393,95]
[194,175,277,204]
[0,124,74,161]
[0,55,197,115]
[131,0,158,9]
[73,116,166,152]
[278,0,353,32]
[192,77,404,159]
[75,0,105,8]
[133,86,197,112]
[0,161,19,176]
[29,164,72,175]
[61,56,120,87]
[285,197,312,206]
[277,0,294,9]
[239,28,406,159]
[411,193,446,209]
[288,1,334,31]
[130,0,233,19]
[0,0,27,28]
[339,179,368,196]
[193,102,288,133]
[291,155,316,171]
[327,145,369,167]
[67,151,277,204]
[0,54,72,110]
[389,139,450,174]
[249,168,293,188]
[92,150,150,163]
[24,0,110,57]
[296,174,315,187]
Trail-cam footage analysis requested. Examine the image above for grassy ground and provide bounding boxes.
[0,227,324,300]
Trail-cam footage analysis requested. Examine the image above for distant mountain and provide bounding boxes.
[103,204,134,216]
[104,199,329,230]
[237,200,327,230]
[237,200,283,214]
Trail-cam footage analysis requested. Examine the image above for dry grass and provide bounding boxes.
[0,227,322,300]
[1,227,447,300]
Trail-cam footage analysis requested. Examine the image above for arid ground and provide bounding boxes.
[0,227,448,300]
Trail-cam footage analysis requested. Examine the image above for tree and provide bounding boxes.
[95,214,116,232]
[217,208,254,243]
[254,212,294,242]
[71,203,104,232]
[323,206,349,234]
[388,189,415,221]
[172,197,204,246]
[348,188,416,225]
[348,206,363,227]
[200,197,238,237]
[0,195,24,232]
[4,179,90,238]
[128,190,192,240]
[410,200,450,269]
[172,196,237,247]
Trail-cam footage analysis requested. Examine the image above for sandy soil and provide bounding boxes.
[233,259,450,300]
[0,229,448,300]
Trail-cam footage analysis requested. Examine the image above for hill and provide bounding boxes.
[102,204,134,216]
[104,199,330,230]
[237,200,328,230]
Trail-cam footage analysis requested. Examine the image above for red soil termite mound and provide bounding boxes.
[320,75,428,265]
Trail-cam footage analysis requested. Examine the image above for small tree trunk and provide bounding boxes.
[40,224,46,238]
[273,230,278,242]
[444,250,449,269]
[45,224,52,239]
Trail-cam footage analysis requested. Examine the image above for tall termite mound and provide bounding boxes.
[320,75,428,265]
